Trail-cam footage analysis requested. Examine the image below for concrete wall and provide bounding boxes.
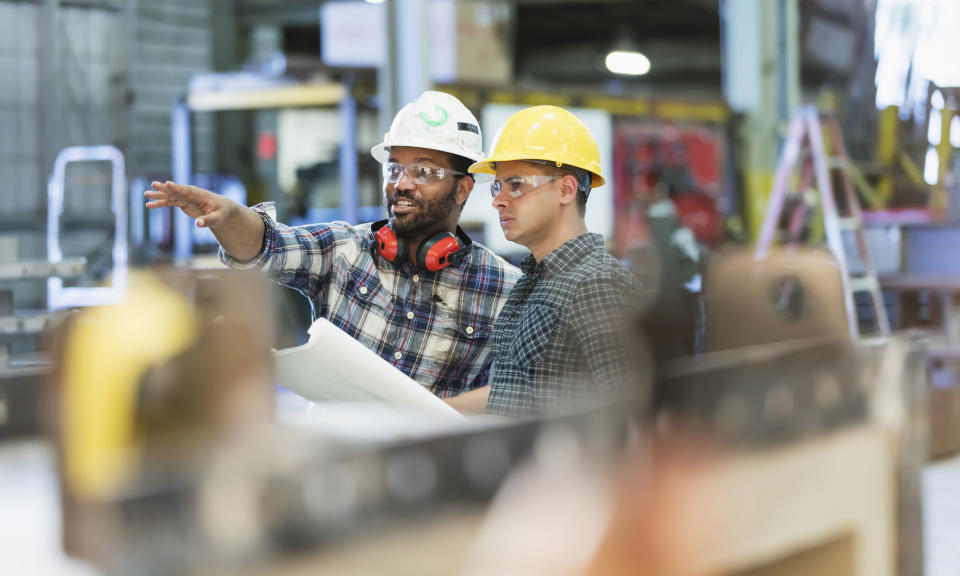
[128,0,215,177]
[0,0,216,317]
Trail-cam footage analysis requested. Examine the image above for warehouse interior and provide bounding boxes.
[1,0,960,574]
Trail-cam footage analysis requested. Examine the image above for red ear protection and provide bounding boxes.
[417,232,461,272]
[375,224,409,265]
[374,221,463,271]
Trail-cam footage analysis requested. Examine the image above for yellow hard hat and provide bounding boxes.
[470,105,605,188]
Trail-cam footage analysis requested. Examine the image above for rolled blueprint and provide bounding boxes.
[273,318,463,419]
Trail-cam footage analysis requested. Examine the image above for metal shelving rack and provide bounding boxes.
[0,256,85,362]
[170,79,364,264]
[0,249,84,439]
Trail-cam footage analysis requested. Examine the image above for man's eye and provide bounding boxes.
[413,166,431,179]
[386,165,402,178]
[507,178,525,192]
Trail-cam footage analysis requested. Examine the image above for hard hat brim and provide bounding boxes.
[469,154,606,188]
[371,137,484,163]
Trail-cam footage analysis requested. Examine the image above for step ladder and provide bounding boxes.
[755,107,890,341]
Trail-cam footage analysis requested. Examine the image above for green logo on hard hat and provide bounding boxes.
[420,105,448,126]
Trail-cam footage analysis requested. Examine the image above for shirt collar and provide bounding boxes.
[520,233,604,277]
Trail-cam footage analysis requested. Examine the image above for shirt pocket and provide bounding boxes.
[337,269,392,327]
[423,315,493,374]
[513,304,560,368]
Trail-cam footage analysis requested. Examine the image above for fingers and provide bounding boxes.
[144,180,202,211]
[145,181,178,206]
[144,186,172,209]
[144,181,226,224]
[151,180,184,193]
[148,180,200,200]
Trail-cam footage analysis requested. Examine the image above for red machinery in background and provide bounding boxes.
[613,122,728,256]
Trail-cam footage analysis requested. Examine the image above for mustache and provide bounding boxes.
[388,192,420,206]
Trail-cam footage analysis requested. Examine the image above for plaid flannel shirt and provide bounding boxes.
[486,233,645,417]
[222,203,521,397]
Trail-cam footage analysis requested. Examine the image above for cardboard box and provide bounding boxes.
[928,382,960,459]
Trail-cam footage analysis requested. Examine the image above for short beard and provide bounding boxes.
[390,180,459,237]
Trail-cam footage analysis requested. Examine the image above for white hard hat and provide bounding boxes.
[371,91,484,164]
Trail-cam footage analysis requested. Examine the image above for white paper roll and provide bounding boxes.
[273,318,463,419]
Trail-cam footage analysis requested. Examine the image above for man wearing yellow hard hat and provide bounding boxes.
[445,105,646,417]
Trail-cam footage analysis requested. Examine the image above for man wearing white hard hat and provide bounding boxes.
[146,91,521,398]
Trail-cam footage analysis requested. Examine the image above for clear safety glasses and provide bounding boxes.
[489,174,561,199]
[382,162,465,185]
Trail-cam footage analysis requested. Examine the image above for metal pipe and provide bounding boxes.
[171,97,193,264]
[339,77,358,224]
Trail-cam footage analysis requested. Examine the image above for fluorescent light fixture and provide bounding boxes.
[924,146,939,185]
[932,90,945,110]
[365,0,384,3]
[605,50,651,76]
[929,109,942,146]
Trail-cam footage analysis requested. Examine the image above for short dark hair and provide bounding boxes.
[449,154,475,215]
[449,154,475,180]
[539,162,590,217]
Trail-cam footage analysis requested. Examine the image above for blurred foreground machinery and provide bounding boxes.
[658,248,926,576]
[45,249,927,576]
[50,268,275,568]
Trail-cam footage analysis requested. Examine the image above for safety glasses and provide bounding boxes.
[382,162,465,185]
[489,174,561,199]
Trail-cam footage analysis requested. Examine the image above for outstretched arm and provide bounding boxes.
[145,180,266,262]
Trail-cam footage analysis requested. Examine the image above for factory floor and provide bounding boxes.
[924,451,960,576]
[1,439,959,575]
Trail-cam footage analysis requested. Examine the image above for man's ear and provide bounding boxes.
[456,177,474,207]
[557,174,579,207]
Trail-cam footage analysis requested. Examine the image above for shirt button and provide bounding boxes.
[412,274,419,283]
[359,286,368,295]
[406,311,415,320]
[394,351,402,360]
[465,326,474,335]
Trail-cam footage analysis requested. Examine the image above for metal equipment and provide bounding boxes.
[756,107,890,341]
[40,246,925,576]
[0,238,83,441]
[47,146,128,310]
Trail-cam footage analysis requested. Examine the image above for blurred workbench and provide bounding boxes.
[0,430,901,576]
[864,213,960,458]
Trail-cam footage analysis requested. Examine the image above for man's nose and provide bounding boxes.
[491,187,510,209]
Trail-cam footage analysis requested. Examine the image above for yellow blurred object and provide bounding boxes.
[875,105,899,204]
[469,105,605,187]
[745,169,774,242]
[62,271,197,500]
[931,108,955,211]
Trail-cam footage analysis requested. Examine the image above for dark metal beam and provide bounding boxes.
[38,0,59,239]
[237,0,328,25]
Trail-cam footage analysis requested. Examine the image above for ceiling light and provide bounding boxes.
[605,50,651,76]
[365,0,384,3]
[932,89,945,110]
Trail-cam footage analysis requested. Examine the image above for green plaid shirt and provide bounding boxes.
[486,233,645,416]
